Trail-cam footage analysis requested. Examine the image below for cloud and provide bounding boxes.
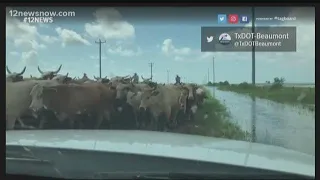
[55,27,91,47]
[104,40,142,57]
[162,39,191,56]
[9,51,19,56]
[107,46,142,57]
[85,8,135,40]
[90,55,107,60]
[6,13,46,52]
[40,35,59,44]
[160,38,214,62]
[13,39,46,50]
[21,50,38,66]
[6,7,60,67]
[6,14,37,40]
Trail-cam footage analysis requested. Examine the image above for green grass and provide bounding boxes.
[175,88,250,141]
[218,84,315,110]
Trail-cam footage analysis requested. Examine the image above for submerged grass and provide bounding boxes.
[218,84,315,110]
[175,88,250,141]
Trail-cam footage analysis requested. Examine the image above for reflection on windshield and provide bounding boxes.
[6,6,314,177]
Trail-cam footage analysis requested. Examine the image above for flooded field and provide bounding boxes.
[207,87,315,156]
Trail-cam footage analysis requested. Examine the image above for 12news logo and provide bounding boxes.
[217,14,249,24]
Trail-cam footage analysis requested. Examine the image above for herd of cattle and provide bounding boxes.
[6,65,208,131]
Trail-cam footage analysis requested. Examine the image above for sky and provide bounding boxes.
[5,6,315,84]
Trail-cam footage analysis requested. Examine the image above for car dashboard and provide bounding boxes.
[6,145,314,179]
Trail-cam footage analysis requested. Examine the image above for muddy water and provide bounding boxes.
[207,87,315,156]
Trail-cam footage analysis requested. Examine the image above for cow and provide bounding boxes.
[126,91,145,129]
[114,83,149,114]
[37,64,62,80]
[141,76,152,83]
[29,83,116,129]
[51,73,72,84]
[108,83,150,129]
[6,66,26,82]
[94,76,110,83]
[139,84,189,131]
[109,75,132,87]
[6,79,61,130]
[182,84,208,121]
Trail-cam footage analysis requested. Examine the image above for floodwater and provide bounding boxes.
[206,87,315,156]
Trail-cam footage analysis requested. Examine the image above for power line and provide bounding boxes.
[149,62,154,81]
[95,39,106,78]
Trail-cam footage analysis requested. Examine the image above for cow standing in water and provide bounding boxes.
[29,83,116,129]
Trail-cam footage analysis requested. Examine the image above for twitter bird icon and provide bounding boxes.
[207,36,214,43]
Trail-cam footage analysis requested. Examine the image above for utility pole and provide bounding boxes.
[167,70,170,83]
[207,68,210,83]
[251,6,257,143]
[252,7,256,85]
[95,39,106,78]
[212,57,215,84]
[149,62,154,81]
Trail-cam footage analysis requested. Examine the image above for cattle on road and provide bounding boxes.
[29,83,116,129]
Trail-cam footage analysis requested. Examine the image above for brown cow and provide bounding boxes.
[182,83,208,121]
[29,83,116,129]
[139,84,189,131]
[6,79,62,130]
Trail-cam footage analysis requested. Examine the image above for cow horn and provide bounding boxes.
[37,66,44,74]
[6,66,12,74]
[53,64,62,74]
[141,75,146,80]
[104,76,108,79]
[65,73,69,77]
[123,75,130,79]
[17,66,26,76]
[94,76,99,80]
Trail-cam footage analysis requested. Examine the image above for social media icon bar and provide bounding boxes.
[228,14,239,24]
[240,15,250,24]
[217,14,227,24]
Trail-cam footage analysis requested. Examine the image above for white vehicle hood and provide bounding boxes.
[6,130,315,177]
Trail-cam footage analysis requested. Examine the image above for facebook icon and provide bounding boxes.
[240,15,249,24]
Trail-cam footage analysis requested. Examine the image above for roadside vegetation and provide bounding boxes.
[214,77,315,111]
[175,87,250,141]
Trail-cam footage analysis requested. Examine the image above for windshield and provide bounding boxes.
[6,6,315,178]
